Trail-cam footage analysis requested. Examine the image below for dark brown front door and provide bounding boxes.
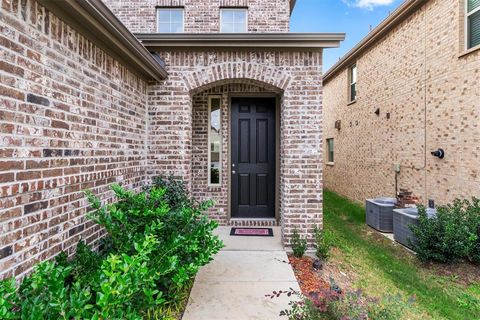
[231,97,276,218]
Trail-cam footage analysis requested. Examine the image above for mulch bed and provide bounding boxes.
[288,255,331,298]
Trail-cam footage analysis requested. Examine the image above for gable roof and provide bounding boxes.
[291,0,297,13]
[323,0,426,83]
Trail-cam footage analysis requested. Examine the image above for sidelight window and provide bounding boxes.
[208,96,222,186]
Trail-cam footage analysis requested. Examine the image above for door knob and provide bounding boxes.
[232,170,236,174]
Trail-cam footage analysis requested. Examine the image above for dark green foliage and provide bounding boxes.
[152,176,193,209]
[314,227,335,261]
[411,199,480,263]
[87,184,223,292]
[291,229,308,258]
[0,278,18,320]
[0,178,223,319]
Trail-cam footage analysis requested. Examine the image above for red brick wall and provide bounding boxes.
[0,0,149,279]
[147,50,324,245]
[104,0,291,33]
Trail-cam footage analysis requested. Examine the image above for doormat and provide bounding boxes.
[230,228,274,237]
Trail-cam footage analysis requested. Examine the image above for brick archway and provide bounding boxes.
[183,62,291,95]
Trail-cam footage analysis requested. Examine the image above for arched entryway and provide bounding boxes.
[190,79,284,228]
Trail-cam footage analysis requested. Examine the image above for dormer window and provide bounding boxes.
[220,9,247,33]
[157,8,184,33]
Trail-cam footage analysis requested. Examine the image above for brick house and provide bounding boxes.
[323,0,480,205]
[0,0,344,278]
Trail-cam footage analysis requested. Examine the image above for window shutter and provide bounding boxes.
[468,0,480,12]
[470,10,480,48]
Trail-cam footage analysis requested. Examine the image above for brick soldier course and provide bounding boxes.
[323,0,480,205]
[0,0,344,278]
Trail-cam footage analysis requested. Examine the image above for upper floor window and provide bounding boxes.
[220,9,247,33]
[157,8,184,33]
[348,64,357,103]
[467,0,480,49]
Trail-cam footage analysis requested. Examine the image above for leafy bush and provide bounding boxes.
[314,227,335,261]
[152,176,193,209]
[0,278,18,320]
[0,178,223,318]
[87,184,223,294]
[411,199,480,263]
[291,229,308,258]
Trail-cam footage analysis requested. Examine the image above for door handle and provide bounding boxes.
[232,170,236,175]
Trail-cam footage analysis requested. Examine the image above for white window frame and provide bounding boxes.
[466,0,480,49]
[220,8,248,33]
[156,8,184,33]
[327,138,334,164]
[208,96,222,187]
[348,64,357,103]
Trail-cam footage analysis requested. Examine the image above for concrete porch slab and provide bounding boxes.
[195,251,293,283]
[182,227,299,320]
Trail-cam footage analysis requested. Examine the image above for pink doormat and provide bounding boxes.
[230,227,274,237]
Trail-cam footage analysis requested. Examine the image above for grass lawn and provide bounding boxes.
[323,190,480,320]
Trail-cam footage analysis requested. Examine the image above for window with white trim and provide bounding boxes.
[208,96,222,186]
[467,0,480,49]
[220,8,247,33]
[157,8,184,33]
[349,64,357,102]
[327,138,334,163]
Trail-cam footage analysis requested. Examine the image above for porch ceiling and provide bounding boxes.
[135,33,345,50]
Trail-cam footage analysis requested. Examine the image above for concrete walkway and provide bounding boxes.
[182,227,300,320]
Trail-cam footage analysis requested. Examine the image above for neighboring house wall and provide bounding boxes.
[324,0,480,205]
[104,0,291,33]
[0,0,149,278]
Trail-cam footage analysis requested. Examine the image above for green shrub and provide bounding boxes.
[0,278,18,320]
[87,184,223,295]
[314,227,335,261]
[411,199,480,263]
[291,229,308,258]
[0,178,223,318]
[152,176,193,209]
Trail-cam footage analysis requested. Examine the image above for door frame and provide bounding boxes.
[227,92,280,223]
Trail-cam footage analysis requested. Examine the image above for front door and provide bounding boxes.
[231,97,276,218]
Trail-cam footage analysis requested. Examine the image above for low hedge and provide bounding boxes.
[0,177,223,319]
[411,198,480,263]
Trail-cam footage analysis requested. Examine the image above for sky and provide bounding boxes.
[290,0,403,71]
